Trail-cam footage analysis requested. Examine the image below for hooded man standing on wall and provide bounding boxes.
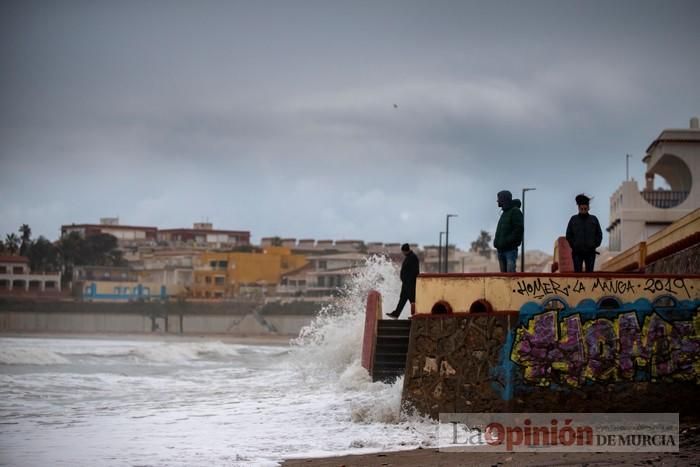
[566,194,603,272]
[386,243,420,319]
[494,190,524,273]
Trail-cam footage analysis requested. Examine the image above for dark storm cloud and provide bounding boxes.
[1,0,699,250]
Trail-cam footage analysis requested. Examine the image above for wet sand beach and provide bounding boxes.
[283,425,700,467]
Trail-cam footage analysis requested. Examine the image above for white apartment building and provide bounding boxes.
[608,117,700,252]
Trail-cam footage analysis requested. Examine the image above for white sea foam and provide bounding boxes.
[291,255,400,377]
[0,347,70,365]
[127,341,242,364]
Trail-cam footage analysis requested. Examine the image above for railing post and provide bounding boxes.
[361,290,382,373]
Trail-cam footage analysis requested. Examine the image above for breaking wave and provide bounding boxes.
[290,255,431,426]
[0,347,70,365]
[0,341,242,366]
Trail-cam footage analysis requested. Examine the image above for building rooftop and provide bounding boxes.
[62,223,158,231]
[646,126,700,153]
[0,255,29,264]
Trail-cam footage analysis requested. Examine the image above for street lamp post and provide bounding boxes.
[438,231,445,273]
[521,188,536,273]
[445,214,458,273]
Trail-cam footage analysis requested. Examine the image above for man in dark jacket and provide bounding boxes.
[566,194,603,272]
[494,190,524,273]
[386,243,420,319]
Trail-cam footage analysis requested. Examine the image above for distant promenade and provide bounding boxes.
[0,298,323,336]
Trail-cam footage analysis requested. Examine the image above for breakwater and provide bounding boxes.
[0,299,322,336]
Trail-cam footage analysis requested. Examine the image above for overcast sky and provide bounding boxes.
[1,0,699,252]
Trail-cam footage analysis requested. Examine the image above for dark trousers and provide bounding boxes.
[392,283,415,315]
[573,252,596,272]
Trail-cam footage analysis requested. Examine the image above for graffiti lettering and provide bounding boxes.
[572,280,586,294]
[643,278,691,299]
[590,278,636,295]
[510,310,700,387]
[514,278,571,299]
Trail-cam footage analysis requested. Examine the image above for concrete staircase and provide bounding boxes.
[372,319,411,383]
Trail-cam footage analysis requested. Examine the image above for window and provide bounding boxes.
[0,266,6,274]
[214,276,225,286]
[143,287,150,296]
[319,261,327,270]
[210,261,217,269]
[12,266,23,274]
[218,261,228,269]
[205,276,212,284]
[114,287,121,294]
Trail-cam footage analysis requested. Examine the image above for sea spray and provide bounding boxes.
[291,254,400,378]
[289,255,434,431]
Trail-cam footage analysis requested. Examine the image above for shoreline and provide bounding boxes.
[0,331,294,346]
[283,425,700,466]
[282,448,699,466]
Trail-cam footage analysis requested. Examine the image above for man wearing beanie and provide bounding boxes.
[566,194,603,272]
[386,243,420,319]
[494,190,524,272]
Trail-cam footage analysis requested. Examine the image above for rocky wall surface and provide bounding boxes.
[646,243,700,274]
[402,314,516,418]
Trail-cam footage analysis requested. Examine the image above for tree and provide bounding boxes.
[27,236,60,272]
[55,232,124,282]
[4,233,20,255]
[270,236,283,247]
[470,230,494,259]
[19,224,32,256]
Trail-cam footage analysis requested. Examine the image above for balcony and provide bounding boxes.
[640,190,689,209]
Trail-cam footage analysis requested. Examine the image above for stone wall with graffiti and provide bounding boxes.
[402,274,700,418]
[402,314,516,418]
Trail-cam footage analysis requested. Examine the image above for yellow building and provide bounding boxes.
[191,247,307,299]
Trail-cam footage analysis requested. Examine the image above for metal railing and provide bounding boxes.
[640,190,689,209]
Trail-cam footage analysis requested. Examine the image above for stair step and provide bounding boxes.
[372,320,411,382]
[377,320,412,328]
[377,328,411,337]
[376,345,409,353]
[373,371,404,383]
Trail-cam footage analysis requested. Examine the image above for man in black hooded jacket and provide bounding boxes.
[494,190,523,273]
[566,194,603,272]
[386,243,419,319]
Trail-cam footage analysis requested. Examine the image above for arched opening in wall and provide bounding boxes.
[431,300,453,314]
[598,296,622,310]
[641,154,692,209]
[652,295,678,310]
[543,297,568,312]
[469,299,493,313]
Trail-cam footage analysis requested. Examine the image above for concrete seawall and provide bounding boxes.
[403,310,700,417]
[401,272,700,417]
[0,299,322,336]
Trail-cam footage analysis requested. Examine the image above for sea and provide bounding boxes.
[0,256,438,466]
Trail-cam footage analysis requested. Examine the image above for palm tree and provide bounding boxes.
[19,224,31,256]
[5,233,20,255]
